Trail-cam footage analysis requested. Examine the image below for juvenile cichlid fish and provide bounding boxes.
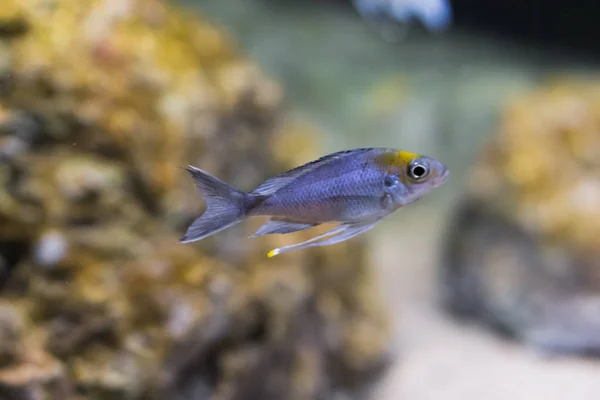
[181,148,449,257]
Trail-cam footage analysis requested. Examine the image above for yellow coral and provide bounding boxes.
[473,79,600,253]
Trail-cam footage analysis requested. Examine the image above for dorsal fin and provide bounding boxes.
[250,148,372,196]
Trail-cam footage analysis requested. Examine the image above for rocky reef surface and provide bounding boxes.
[0,0,391,399]
[440,79,600,356]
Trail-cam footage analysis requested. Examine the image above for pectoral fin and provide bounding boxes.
[266,219,380,257]
[250,218,319,237]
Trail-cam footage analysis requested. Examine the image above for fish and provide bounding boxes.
[354,0,452,31]
[181,148,449,257]
[353,0,452,42]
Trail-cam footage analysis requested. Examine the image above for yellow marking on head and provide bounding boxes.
[267,249,278,258]
[375,150,420,171]
[393,151,420,167]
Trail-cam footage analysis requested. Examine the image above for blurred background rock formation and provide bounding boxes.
[0,0,391,398]
[3,0,600,399]
[441,80,600,355]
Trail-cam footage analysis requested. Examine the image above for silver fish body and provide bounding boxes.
[249,149,389,222]
[181,147,448,257]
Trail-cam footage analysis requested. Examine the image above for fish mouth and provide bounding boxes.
[441,168,450,181]
[434,168,450,186]
[434,168,449,185]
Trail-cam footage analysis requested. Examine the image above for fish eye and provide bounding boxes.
[407,159,430,181]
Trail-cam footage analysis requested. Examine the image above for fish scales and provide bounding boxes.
[249,149,387,222]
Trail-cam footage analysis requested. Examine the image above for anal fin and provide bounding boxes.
[250,218,319,237]
[266,219,381,257]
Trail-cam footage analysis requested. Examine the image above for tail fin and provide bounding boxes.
[180,166,246,243]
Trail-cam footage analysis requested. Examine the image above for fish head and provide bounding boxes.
[378,150,449,208]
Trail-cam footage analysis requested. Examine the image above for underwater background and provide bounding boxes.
[1,0,600,398]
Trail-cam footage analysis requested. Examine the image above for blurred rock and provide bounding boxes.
[0,0,391,399]
[440,80,600,356]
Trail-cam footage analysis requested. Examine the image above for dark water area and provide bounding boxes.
[450,0,600,57]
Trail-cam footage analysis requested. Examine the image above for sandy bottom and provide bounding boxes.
[368,207,600,400]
